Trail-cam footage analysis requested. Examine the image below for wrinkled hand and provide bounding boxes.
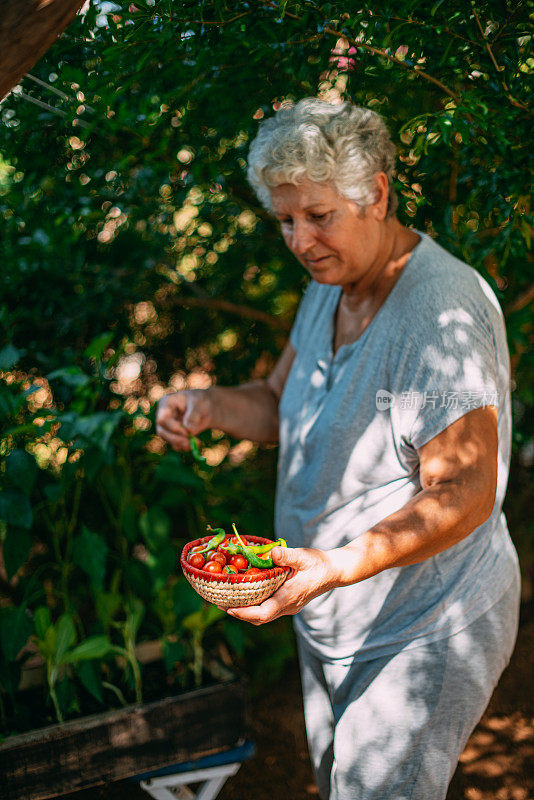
[222,545,340,624]
[156,389,213,451]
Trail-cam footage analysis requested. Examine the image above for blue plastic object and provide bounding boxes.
[129,740,256,783]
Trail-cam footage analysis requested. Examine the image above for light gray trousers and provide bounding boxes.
[296,577,521,800]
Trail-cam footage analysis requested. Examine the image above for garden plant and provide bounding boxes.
[0,0,532,738]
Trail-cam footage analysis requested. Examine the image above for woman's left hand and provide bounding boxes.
[220,545,339,624]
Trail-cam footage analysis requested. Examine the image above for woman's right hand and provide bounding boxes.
[156,389,213,451]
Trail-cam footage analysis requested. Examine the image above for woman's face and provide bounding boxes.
[269,178,387,288]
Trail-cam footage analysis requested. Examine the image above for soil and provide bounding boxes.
[65,601,533,800]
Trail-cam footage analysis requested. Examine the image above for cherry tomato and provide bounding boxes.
[229,554,248,571]
[223,564,238,574]
[190,545,205,554]
[188,553,205,569]
[204,560,223,574]
[243,567,263,577]
[230,536,248,546]
[208,551,227,566]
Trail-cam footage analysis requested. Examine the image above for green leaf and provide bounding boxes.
[47,367,90,389]
[44,483,63,504]
[223,619,247,656]
[57,411,121,452]
[139,506,171,552]
[33,606,51,641]
[0,345,23,371]
[43,626,56,659]
[54,614,77,662]
[0,659,22,698]
[121,504,139,542]
[127,598,145,636]
[83,332,114,361]
[6,449,38,494]
[82,446,107,482]
[2,423,44,438]
[3,527,33,579]
[55,675,79,716]
[0,606,33,662]
[154,453,204,488]
[95,591,122,627]
[124,560,153,601]
[182,604,224,633]
[146,542,177,592]
[162,638,186,672]
[173,578,203,618]
[72,526,109,588]
[0,386,16,419]
[77,660,104,702]
[430,0,446,16]
[0,490,33,528]
[61,635,113,664]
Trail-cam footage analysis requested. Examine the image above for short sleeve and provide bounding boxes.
[390,293,503,451]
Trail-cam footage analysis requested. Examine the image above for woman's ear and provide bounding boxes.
[372,172,389,221]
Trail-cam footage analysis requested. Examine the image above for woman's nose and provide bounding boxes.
[289,220,316,255]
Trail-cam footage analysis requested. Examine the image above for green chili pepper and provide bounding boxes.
[189,434,207,465]
[221,538,287,556]
[250,538,287,553]
[196,525,226,554]
[230,523,285,569]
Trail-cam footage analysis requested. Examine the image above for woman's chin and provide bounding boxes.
[308,266,341,284]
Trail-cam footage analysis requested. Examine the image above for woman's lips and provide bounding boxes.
[307,255,331,267]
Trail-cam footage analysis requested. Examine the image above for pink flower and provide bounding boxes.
[329,50,356,71]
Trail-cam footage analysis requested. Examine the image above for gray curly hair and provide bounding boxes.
[247,98,398,217]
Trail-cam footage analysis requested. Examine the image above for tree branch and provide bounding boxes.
[257,0,531,114]
[26,72,96,113]
[159,293,291,331]
[372,12,482,49]
[470,2,531,113]
[506,284,534,315]
[179,12,250,25]
[255,0,461,103]
[323,25,461,103]
[492,1,524,44]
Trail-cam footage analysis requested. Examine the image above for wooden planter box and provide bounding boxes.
[0,665,246,800]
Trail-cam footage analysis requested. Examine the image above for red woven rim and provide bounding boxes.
[181,535,290,583]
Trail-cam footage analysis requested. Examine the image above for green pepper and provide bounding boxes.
[249,539,287,553]
[230,523,285,569]
[189,434,207,465]
[221,536,287,557]
[196,525,226,554]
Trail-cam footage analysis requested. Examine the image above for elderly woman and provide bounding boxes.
[157,99,520,800]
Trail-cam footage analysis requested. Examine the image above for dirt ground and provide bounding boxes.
[69,601,533,800]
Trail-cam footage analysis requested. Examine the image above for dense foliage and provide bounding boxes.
[0,0,532,731]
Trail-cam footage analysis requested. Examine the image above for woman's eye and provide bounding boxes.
[311,213,328,221]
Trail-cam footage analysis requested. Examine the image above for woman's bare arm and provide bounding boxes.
[226,405,499,623]
[156,342,296,448]
[332,404,498,582]
[208,340,296,441]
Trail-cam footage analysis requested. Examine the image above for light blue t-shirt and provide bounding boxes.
[275,231,520,663]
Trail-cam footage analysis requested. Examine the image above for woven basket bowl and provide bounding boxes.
[181,535,290,608]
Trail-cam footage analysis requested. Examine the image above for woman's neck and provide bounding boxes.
[341,220,420,308]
